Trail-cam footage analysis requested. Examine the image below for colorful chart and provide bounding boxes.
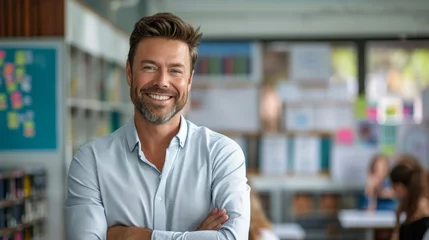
[0,46,57,150]
[194,42,254,77]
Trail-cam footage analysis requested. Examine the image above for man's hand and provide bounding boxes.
[196,208,229,231]
[107,225,152,240]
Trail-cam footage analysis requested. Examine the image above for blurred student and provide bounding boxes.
[250,190,279,240]
[363,154,397,211]
[390,154,429,240]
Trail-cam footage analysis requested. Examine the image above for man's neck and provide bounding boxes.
[134,111,181,153]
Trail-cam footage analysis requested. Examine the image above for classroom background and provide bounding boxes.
[1,0,429,239]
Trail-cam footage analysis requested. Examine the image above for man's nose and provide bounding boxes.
[154,69,169,88]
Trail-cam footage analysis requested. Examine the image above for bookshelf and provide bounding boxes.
[66,45,134,167]
[0,169,47,239]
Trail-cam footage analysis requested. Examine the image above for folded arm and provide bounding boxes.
[65,148,108,240]
[108,140,251,240]
[151,140,251,240]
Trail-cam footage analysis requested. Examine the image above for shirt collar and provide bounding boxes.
[126,115,188,152]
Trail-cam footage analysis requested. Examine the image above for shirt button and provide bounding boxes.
[157,196,163,201]
[158,175,162,180]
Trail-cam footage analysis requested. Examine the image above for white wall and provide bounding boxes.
[147,0,429,38]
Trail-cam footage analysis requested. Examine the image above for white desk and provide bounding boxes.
[250,176,365,222]
[338,210,399,240]
[272,223,305,240]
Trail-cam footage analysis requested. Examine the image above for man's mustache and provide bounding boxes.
[141,86,177,97]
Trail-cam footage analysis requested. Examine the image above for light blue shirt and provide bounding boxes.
[65,116,250,240]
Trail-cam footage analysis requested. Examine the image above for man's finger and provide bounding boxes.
[207,213,229,229]
[205,209,227,226]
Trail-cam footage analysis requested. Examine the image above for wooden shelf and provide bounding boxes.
[68,98,133,115]
[0,193,45,209]
[0,218,43,236]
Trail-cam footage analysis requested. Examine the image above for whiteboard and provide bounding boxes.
[187,87,260,132]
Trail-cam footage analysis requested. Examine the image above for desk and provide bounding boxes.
[338,210,398,240]
[272,223,305,240]
[250,176,364,222]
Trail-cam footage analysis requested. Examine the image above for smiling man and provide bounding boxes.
[64,12,251,240]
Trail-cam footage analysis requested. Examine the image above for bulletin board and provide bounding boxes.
[0,45,58,150]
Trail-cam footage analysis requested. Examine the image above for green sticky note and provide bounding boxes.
[381,144,396,156]
[355,96,367,120]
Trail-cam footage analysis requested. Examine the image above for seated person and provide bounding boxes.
[390,154,429,240]
[362,153,397,211]
[249,190,279,240]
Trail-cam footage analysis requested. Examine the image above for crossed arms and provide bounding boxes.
[64,142,250,240]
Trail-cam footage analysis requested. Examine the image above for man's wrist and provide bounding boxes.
[125,227,152,240]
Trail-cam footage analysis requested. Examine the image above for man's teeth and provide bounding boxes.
[149,94,171,101]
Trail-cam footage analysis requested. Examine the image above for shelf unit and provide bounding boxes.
[65,0,133,170]
[0,168,47,239]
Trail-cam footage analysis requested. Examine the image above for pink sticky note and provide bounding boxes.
[10,91,22,109]
[366,107,377,121]
[336,128,354,145]
[0,50,5,59]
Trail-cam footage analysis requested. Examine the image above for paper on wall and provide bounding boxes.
[294,136,320,174]
[331,144,378,183]
[260,134,288,175]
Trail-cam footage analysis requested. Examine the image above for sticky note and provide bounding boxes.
[0,94,6,110]
[381,144,396,156]
[7,112,19,129]
[336,128,354,145]
[24,120,35,137]
[354,96,367,120]
[3,63,14,76]
[15,67,25,82]
[7,81,17,93]
[10,91,23,109]
[366,107,377,122]
[21,77,32,92]
[15,51,26,65]
[0,50,5,66]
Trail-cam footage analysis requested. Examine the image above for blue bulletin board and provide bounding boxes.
[0,46,57,150]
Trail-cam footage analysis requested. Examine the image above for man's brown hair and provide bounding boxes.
[128,12,203,72]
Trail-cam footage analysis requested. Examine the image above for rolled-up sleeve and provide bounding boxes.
[65,147,107,240]
[151,140,251,240]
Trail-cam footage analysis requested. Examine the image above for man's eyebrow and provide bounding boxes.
[168,63,185,68]
[140,59,157,65]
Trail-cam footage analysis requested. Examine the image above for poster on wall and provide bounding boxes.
[0,45,58,150]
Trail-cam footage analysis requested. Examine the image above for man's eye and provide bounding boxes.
[171,69,182,74]
[143,66,155,71]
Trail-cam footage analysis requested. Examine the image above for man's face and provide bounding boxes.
[126,38,193,125]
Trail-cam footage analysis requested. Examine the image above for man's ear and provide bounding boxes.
[188,70,194,91]
[126,60,132,86]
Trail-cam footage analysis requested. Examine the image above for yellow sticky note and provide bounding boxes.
[381,144,396,156]
[7,112,19,130]
[15,67,25,81]
[15,51,26,65]
[24,120,35,137]
[0,58,3,67]
[7,81,17,93]
[355,95,367,120]
[0,94,7,110]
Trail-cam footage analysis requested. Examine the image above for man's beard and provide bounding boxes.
[131,79,187,125]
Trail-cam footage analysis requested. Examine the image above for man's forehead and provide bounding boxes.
[135,38,190,62]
